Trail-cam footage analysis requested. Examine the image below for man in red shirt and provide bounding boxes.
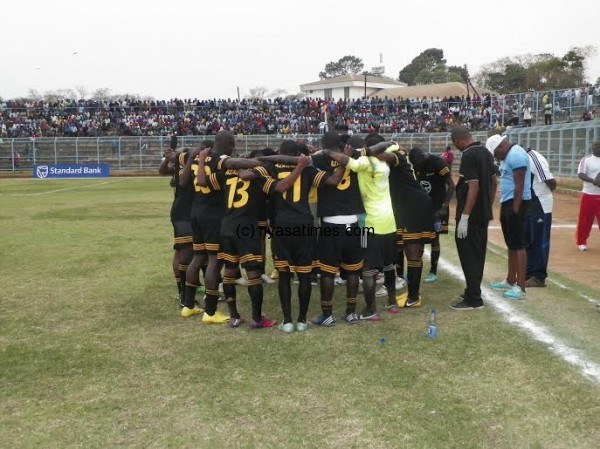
[441,145,455,172]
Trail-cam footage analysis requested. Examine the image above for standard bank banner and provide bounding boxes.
[33,164,110,179]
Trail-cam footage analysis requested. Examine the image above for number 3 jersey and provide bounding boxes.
[216,156,276,237]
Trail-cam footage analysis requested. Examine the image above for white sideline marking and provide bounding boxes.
[485,244,599,306]
[1,179,127,196]
[435,252,600,383]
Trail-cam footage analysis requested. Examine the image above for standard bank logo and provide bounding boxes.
[33,164,110,179]
[36,165,49,179]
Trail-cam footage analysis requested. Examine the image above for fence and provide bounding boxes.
[490,86,599,127]
[1,120,598,178]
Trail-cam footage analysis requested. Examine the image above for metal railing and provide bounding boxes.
[1,120,598,178]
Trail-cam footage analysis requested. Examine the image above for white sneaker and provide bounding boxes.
[334,276,347,286]
[395,277,406,290]
[578,245,588,251]
[375,286,388,297]
[261,273,275,284]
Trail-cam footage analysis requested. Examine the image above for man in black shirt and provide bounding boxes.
[450,126,497,310]
[409,147,455,283]
[159,145,193,310]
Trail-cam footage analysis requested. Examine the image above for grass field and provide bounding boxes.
[1,177,600,449]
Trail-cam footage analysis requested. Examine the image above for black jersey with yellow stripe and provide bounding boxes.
[385,147,432,220]
[171,150,193,221]
[270,163,328,225]
[311,152,364,218]
[217,158,276,236]
[190,152,225,218]
[414,154,450,210]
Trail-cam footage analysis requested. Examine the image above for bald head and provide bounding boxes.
[214,130,235,155]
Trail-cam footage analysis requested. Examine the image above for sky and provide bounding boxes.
[2,0,599,101]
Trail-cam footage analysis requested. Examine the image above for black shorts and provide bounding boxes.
[218,235,264,270]
[317,222,363,275]
[363,233,396,270]
[500,200,531,250]
[272,225,316,274]
[394,194,436,245]
[172,220,192,249]
[190,209,221,254]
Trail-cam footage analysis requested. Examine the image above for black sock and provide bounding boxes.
[406,258,423,301]
[175,276,182,296]
[430,242,440,275]
[204,288,219,315]
[320,275,334,317]
[297,273,312,323]
[247,277,263,322]
[362,271,376,313]
[184,284,197,309]
[346,297,357,315]
[178,264,188,289]
[278,272,292,324]
[223,276,238,318]
[384,269,396,305]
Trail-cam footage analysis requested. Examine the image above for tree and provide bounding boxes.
[448,65,470,81]
[92,87,112,101]
[413,63,464,85]
[28,88,42,101]
[267,88,287,99]
[43,89,77,102]
[475,46,596,93]
[398,48,446,85]
[319,55,364,79]
[75,85,87,100]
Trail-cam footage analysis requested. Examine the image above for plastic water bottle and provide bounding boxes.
[427,310,437,339]
[434,219,442,233]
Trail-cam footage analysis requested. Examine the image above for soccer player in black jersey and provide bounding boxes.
[247,148,277,285]
[158,137,194,307]
[180,140,223,319]
[189,133,240,324]
[252,140,343,332]
[409,147,455,283]
[203,131,306,328]
[311,131,365,326]
[366,134,435,308]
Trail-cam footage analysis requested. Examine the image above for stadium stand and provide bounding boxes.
[1,85,598,138]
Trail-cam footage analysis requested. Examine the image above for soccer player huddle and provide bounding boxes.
[160,129,455,332]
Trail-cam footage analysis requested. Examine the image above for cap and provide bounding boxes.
[485,134,506,154]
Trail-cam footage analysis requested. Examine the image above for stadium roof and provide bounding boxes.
[300,74,406,89]
[376,82,490,99]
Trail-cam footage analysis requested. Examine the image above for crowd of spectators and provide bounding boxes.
[1,85,598,139]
